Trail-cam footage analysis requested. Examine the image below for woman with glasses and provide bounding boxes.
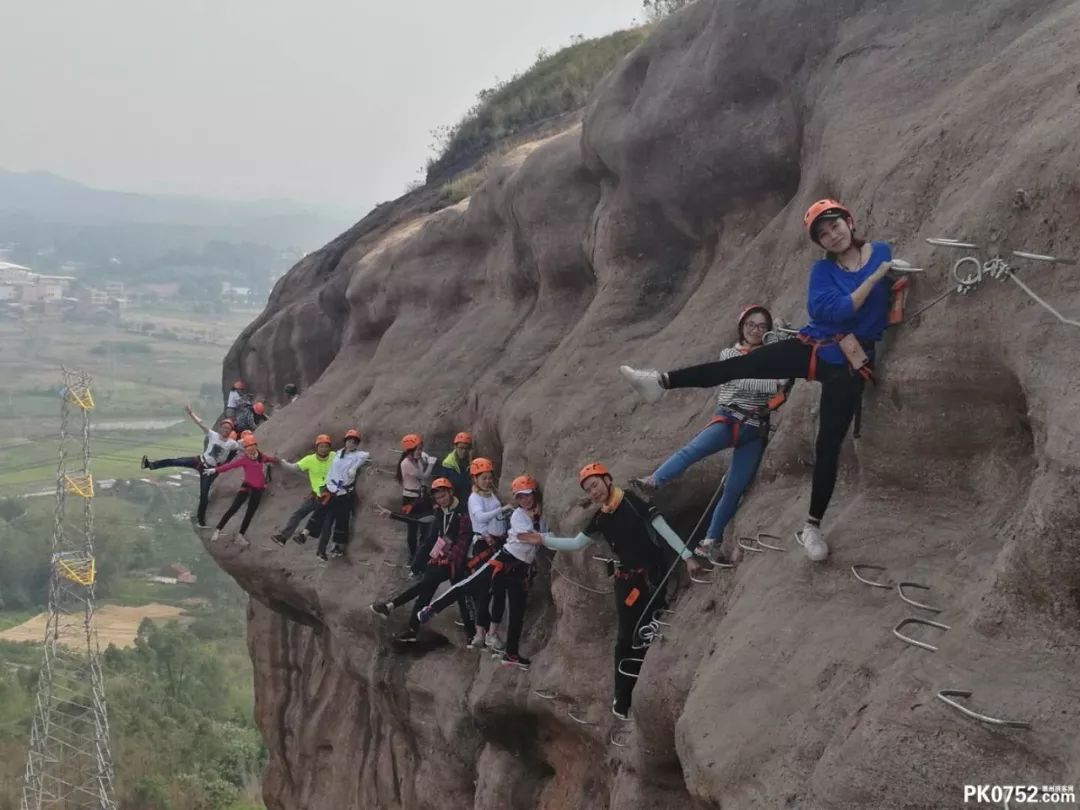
[630,305,789,562]
[620,199,894,562]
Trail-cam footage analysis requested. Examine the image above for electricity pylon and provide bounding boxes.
[20,368,116,810]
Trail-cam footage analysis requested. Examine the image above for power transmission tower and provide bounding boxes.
[20,368,117,810]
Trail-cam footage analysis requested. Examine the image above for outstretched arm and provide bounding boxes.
[185,404,209,434]
[518,531,595,551]
[650,516,693,560]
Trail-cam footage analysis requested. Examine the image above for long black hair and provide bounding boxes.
[394,450,410,485]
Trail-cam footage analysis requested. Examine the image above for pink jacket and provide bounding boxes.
[214,452,276,489]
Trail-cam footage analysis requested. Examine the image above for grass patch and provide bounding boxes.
[107,577,199,608]
[438,169,486,206]
[426,27,648,181]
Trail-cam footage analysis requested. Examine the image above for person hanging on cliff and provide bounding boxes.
[434,432,473,502]
[283,383,299,405]
[141,404,239,528]
[396,433,438,573]
[370,477,476,645]
[411,473,540,669]
[206,434,280,546]
[270,433,334,546]
[252,401,269,427]
[518,463,700,719]
[630,306,793,563]
[619,199,894,562]
[459,457,514,652]
[302,428,370,562]
[224,379,245,418]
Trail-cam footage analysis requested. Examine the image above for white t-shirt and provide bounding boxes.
[226,390,242,409]
[468,491,507,537]
[201,430,240,467]
[325,448,371,494]
[504,506,545,564]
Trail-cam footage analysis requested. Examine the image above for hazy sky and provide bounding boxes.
[0,0,643,214]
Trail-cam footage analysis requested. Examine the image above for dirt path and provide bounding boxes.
[0,603,190,649]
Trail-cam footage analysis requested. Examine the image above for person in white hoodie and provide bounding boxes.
[417,473,542,670]
[396,433,437,573]
[303,428,370,562]
[463,457,513,652]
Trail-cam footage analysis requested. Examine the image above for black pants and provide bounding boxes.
[280,495,319,537]
[666,338,864,520]
[613,570,665,714]
[390,565,476,637]
[428,550,529,653]
[402,495,432,569]
[306,493,354,555]
[146,457,212,524]
[217,487,264,533]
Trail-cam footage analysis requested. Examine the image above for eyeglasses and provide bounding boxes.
[743,322,768,333]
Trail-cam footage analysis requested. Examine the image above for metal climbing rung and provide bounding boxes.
[891,259,925,273]
[618,658,645,678]
[1012,249,1076,265]
[63,473,94,499]
[567,708,596,726]
[893,617,951,652]
[592,555,615,564]
[936,689,1031,729]
[897,581,943,614]
[927,237,979,249]
[531,689,559,701]
[689,564,718,584]
[610,732,629,748]
[851,564,892,589]
[736,536,765,554]
[52,551,96,586]
[756,532,786,552]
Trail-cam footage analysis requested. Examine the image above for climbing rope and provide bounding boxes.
[538,553,613,596]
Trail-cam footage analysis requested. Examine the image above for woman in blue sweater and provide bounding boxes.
[620,199,893,563]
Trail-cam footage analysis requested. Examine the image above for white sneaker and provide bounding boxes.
[619,366,665,404]
[467,631,486,650]
[236,533,250,547]
[210,529,221,542]
[796,525,829,562]
[486,632,505,653]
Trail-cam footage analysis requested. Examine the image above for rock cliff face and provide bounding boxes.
[216,1,1080,807]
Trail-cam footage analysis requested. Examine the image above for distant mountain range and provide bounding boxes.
[0,169,354,254]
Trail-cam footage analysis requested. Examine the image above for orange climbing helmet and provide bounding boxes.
[343,428,361,441]
[233,379,245,390]
[511,475,538,495]
[401,433,422,451]
[241,434,258,448]
[431,477,454,491]
[314,433,332,447]
[578,462,611,488]
[469,457,495,476]
[228,431,238,440]
[253,401,265,415]
[241,430,254,438]
[803,198,854,242]
[453,431,473,446]
[219,417,234,429]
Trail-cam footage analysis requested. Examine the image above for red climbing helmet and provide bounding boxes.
[453,432,473,446]
[343,428,361,442]
[578,462,611,488]
[469,457,495,476]
[241,434,258,448]
[431,477,454,491]
[401,433,422,451]
[511,475,538,495]
[314,433,332,447]
[253,401,265,415]
[803,198,854,242]
[233,379,245,390]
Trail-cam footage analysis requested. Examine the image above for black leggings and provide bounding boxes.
[666,338,864,521]
[402,495,432,567]
[613,570,665,713]
[306,493,354,554]
[390,565,476,637]
[217,487,264,533]
[425,550,529,653]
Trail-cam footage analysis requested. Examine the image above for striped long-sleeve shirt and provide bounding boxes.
[713,345,786,426]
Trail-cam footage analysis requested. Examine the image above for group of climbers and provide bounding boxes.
[154,198,898,719]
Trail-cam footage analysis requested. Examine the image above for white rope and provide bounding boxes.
[1006,271,1080,329]
[543,556,613,595]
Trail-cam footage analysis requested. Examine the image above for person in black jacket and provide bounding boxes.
[433,431,473,501]
[519,462,700,719]
[370,477,475,644]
